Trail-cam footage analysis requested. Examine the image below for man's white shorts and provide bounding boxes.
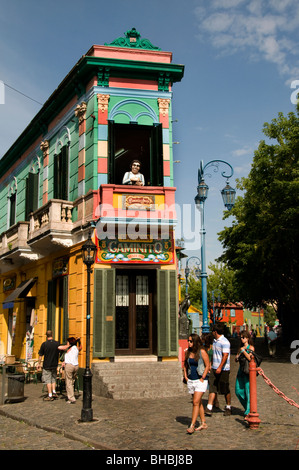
[187,378,208,394]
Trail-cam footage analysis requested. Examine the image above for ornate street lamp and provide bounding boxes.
[184,256,201,315]
[81,231,97,422]
[195,160,236,333]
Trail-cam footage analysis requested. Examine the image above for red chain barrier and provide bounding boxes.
[257,367,299,410]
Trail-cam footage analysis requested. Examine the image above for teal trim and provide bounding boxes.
[105,28,161,51]
[109,99,159,123]
[94,86,172,101]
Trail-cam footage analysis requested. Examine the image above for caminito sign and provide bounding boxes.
[96,237,174,264]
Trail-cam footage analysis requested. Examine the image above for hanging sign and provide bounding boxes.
[96,237,174,264]
[52,257,69,277]
[122,194,155,210]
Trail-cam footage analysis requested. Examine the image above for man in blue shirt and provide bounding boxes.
[206,324,232,416]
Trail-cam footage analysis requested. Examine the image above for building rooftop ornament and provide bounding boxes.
[105,27,161,50]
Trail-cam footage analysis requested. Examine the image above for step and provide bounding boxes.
[91,359,186,399]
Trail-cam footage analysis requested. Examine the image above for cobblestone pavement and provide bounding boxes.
[0,338,299,451]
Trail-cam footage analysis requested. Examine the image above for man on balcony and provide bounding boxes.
[122,160,145,186]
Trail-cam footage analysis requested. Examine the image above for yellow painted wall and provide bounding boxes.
[0,243,88,368]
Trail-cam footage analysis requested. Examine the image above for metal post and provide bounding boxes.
[247,356,261,429]
[195,159,235,335]
[81,264,93,422]
[199,200,209,333]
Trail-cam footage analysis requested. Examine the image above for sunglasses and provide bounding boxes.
[132,164,140,167]
[188,339,193,343]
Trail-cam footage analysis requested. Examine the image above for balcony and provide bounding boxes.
[28,199,74,254]
[0,192,98,273]
[97,184,177,228]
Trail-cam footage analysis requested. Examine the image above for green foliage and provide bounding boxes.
[183,262,241,312]
[218,104,299,340]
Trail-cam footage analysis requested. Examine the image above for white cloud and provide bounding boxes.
[194,0,299,80]
[232,147,252,157]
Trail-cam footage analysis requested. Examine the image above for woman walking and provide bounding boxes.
[235,331,254,419]
[184,333,210,434]
[59,337,82,404]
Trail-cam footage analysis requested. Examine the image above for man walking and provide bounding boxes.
[37,330,60,401]
[206,324,232,416]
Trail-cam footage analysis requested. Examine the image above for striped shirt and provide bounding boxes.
[212,335,230,371]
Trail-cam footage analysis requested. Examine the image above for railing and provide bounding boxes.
[0,221,30,256]
[29,199,74,238]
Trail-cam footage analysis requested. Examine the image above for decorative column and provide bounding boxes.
[75,102,87,197]
[40,140,49,205]
[158,98,171,186]
[97,94,110,186]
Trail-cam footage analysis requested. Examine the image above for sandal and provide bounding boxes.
[195,423,208,431]
[187,424,195,434]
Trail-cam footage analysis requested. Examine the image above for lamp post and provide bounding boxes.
[195,160,236,334]
[185,256,201,315]
[81,231,97,422]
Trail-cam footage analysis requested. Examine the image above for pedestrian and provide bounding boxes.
[37,330,60,401]
[206,324,232,416]
[122,160,145,186]
[201,332,220,409]
[267,327,277,357]
[58,337,82,404]
[183,333,210,434]
[235,331,254,419]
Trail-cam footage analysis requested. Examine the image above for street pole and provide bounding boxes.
[81,262,93,422]
[81,231,97,422]
[195,160,236,334]
[199,198,209,334]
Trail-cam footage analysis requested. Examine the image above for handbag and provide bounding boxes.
[252,351,262,367]
[238,354,249,374]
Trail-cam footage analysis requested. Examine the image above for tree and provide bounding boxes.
[218,105,299,341]
[183,262,241,317]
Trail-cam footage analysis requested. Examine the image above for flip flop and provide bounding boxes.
[195,423,208,431]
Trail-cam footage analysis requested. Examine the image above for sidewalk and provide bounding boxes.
[0,338,299,451]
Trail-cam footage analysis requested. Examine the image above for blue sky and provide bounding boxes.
[1,0,298,272]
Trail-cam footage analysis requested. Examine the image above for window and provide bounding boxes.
[54,145,68,200]
[108,122,163,186]
[25,172,39,220]
[9,193,16,227]
[47,276,69,343]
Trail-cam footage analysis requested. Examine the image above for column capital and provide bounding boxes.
[40,140,49,156]
[158,98,171,116]
[97,94,110,113]
[75,101,87,123]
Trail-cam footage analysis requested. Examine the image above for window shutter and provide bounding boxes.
[25,172,38,221]
[61,146,68,200]
[54,154,59,199]
[151,124,163,186]
[108,121,115,184]
[62,275,69,342]
[47,279,56,334]
[54,146,68,200]
[93,268,115,358]
[157,270,178,356]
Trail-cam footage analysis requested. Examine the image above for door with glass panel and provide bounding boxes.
[115,271,153,355]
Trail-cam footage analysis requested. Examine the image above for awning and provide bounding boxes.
[2,278,37,309]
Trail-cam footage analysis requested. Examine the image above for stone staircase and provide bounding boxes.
[91,357,188,399]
